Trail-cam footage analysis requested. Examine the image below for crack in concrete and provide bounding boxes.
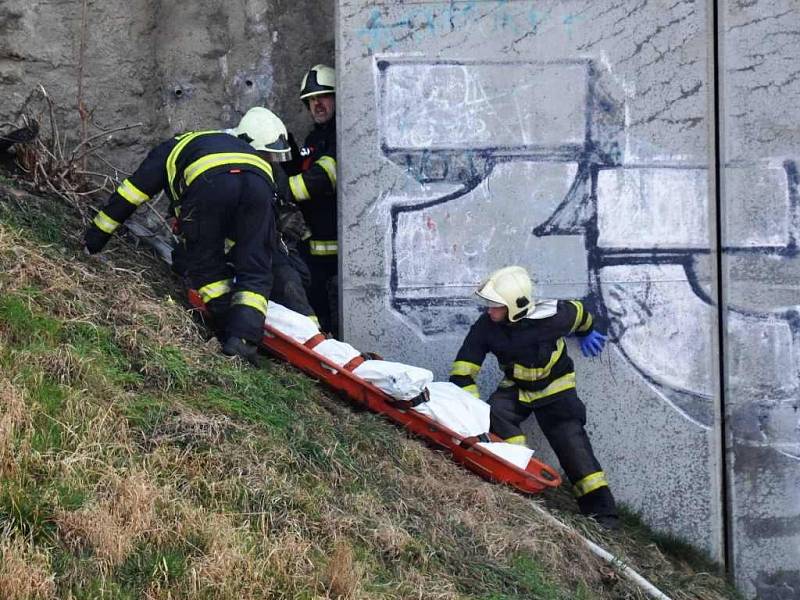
[727,8,794,32]
[628,81,702,127]
[618,9,693,66]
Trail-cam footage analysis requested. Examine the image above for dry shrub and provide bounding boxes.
[0,526,56,600]
[322,540,361,599]
[57,472,159,567]
[0,378,30,474]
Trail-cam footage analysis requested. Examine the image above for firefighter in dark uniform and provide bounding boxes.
[284,64,338,336]
[270,165,318,324]
[83,107,290,363]
[449,266,619,529]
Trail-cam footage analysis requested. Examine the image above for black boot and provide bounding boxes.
[222,337,260,366]
[578,487,619,531]
[593,514,621,531]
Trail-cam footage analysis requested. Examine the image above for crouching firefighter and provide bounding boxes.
[449,266,619,529]
[83,107,291,363]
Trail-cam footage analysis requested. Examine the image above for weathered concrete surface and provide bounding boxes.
[338,0,723,562]
[339,1,800,596]
[0,0,334,168]
[0,0,333,258]
[722,1,800,598]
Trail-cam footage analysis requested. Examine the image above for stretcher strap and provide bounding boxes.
[304,333,326,349]
[459,433,491,449]
[342,355,366,371]
[386,388,430,410]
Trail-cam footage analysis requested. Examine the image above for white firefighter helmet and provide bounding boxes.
[475,266,534,322]
[300,64,335,101]
[232,107,291,161]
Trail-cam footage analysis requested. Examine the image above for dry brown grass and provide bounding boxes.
[0,378,30,475]
[57,472,159,567]
[148,407,236,449]
[0,526,56,600]
[323,540,362,599]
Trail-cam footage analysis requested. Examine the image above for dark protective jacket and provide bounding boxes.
[84,131,278,339]
[285,118,337,258]
[87,131,275,239]
[449,300,596,406]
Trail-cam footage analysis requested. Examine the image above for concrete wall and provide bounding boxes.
[722,1,800,597]
[0,0,334,167]
[337,1,799,597]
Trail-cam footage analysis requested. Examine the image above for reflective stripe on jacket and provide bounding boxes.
[284,119,337,251]
[91,131,274,236]
[448,300,596,406]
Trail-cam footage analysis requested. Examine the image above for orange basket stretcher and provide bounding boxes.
[188,291,561,494]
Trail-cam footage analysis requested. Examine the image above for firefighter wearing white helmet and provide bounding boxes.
[450,265,619,529]
[475,265,534,322]
[232,106,292,160]
[84,115,284,364]
[285,63,339,335]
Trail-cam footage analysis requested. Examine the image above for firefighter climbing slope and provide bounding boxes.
[83,107,291,364]
[449,265,619,529]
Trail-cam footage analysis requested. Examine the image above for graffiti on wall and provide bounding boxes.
[376,57,800,459]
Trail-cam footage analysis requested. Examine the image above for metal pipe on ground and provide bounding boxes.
[529,502,673,600]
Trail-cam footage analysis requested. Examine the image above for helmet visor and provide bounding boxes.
[259,149,292,163]
[475,286,506,308]
[262,133,290,153]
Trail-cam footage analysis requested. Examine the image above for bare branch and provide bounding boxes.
[69,122,144,162]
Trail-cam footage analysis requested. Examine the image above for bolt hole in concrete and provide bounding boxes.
[174,88,183,98]
[245,79,254,88]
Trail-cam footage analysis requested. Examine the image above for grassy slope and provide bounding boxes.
[0,180,741,600]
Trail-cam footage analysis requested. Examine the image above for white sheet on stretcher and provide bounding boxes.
[265,301,319,343]
[352,360,434,401]
[412,381,490,438]
[313,338,362,366]
[477,442,534,470]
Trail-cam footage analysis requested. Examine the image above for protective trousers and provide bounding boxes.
[179,171,274,343]
[303,251,338,336]
[488,387,617,518]
[271,247,315,317]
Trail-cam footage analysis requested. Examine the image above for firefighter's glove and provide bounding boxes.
[83,225,111,255]
[277,207,311,242]
[580,330,607,358]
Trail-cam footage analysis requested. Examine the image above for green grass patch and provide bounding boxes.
[0,476,56,542]
[67,577,134,600]
[54,481,89,511]
[0,294,61,348]
[0,186,71,246]
[61,321,142,388]
[143,345,191,391]
[198,364,298,433]
[121,393,169,436]
[115,544,191,593]
[29,378,67,453]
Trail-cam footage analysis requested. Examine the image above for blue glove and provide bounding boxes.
[580,330,607,358]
